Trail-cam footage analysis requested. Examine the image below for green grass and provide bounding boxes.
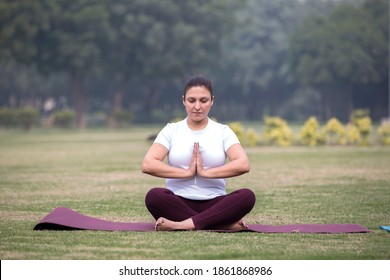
[0,128,389,259]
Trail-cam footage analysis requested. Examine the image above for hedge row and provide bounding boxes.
[1,107,389,146]
[229,114,390,147]
[0,108,133,129]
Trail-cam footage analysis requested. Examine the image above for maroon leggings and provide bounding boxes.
[145,187,256,230]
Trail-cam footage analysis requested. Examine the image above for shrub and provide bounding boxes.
[0,107,17,128]
[246,128,260,147]
[350,109,372,146]
[15,107,39,130]
[377,121,390,146]
[299,116,325,146]
[0,107,39,129]
[351,108,369,123]
[346,124,361,145]
[263,116,293,146]
[354,117,372,146]
[112,110,133,128]
[228,122,246,142]
[54,110,76,128]
[228,122,260,147]
[325,117,346,145]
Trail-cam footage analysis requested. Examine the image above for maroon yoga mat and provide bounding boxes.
[33,207,370,233]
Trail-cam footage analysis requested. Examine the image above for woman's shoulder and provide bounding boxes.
[161,118,187,133]
[168,118,187,128]
[208,118,231,132]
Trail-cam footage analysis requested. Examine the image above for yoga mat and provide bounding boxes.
[34,207,154,231]
[34,207,370,234]
[379,226,390,232]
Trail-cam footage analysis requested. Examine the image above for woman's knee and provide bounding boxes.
[145,187,165,206]
[145,187,175,206]
[237,188,256,209]
[244,188,256,199]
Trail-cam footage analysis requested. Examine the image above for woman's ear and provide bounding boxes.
[211,95,215,106]
[182,95,185,105]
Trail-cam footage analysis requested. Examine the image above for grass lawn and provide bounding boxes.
[0,127,389,260]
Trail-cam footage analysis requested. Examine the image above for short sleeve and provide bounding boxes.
[222,125,240,151]
[154,123,172,150]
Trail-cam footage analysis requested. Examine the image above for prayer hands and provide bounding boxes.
[188,142,207,177]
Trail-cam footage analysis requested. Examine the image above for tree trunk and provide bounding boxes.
[346,86,354,122]
[321,90,332,121]
[72,74,87,129]
[113,91,123,112]
[112,77,132,112]
[141,83,162,122]
[246,90,263,120]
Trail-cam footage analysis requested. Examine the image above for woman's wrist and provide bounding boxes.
[181,166,195,178]
[197,167,211,178]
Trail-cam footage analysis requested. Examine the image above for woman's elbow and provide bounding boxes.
[141,160,151,174]
[242,162,250,174]
[237,159,250,174]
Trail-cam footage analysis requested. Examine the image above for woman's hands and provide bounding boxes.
[190,142,251,178]
[185,142,197,177]
[142,142,206,179]
[142,142,249,179]
[194,142,250,179]
[188,142,207,178]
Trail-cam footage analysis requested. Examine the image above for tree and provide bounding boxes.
[289,0,388,120]
[219,0,330,120]
[0,0,111,128]
[105,0,239,116]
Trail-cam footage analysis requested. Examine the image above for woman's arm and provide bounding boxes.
[196,143,250,179]
[142,143,196,178]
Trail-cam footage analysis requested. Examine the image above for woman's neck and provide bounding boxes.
[186,117,209,130]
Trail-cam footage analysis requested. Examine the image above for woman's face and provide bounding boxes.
[182,86,214,124]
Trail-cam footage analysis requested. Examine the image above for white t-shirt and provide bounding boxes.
[154,118,240,200]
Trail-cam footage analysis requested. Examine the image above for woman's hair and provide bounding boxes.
[183,74,213,97]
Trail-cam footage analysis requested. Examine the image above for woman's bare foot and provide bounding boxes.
[213,219,248,231]
[230,220,248,231]
[155,217,195,231]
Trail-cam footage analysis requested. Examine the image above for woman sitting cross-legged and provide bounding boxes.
[141,74,256,231]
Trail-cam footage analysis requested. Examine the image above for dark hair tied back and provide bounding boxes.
[184,74,213,97]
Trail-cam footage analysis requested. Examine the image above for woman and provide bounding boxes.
[142,74,256,231]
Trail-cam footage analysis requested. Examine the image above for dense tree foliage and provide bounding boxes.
[105,0,238,117]
[0,0,111,127]
[0,0,388,126]
[289,0,388,121]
